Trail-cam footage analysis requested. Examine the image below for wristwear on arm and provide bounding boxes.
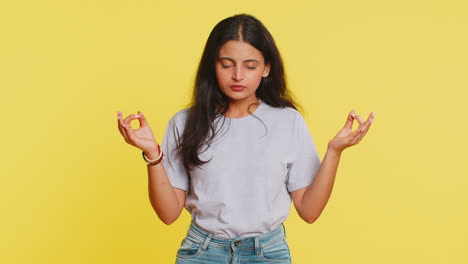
[142,144,164,166]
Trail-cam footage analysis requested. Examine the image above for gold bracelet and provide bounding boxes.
[142,144,164,166]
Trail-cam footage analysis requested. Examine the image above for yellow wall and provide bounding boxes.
[1,0,467,263]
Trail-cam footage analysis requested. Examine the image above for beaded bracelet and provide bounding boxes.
[142,144,164,166]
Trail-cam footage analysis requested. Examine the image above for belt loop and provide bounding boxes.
[201,233,213,251]
[254,236,260,255]
[282,223,286,238]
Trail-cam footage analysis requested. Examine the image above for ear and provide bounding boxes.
[262,63,271,77]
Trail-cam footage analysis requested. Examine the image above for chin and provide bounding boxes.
[226,94,253,102]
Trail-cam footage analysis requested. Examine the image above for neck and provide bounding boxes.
[225,97,260,118]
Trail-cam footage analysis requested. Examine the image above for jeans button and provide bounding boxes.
[234,241,239,246]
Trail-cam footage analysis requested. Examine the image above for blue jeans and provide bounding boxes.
[175,221,292,264]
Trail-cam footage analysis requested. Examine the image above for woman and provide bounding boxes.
[117,14,375,264]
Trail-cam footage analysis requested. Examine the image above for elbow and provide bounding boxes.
[303,214,320,224]
[150,201,182,225]
[159,206,183,225]
[159,214,178,225]
[161,218,176,225]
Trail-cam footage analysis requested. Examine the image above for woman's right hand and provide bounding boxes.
[117,111,159,157]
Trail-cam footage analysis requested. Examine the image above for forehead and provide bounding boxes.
[218,40,264,61]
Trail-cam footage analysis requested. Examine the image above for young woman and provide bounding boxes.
[117,14,375,264]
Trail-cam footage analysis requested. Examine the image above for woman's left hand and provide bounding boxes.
[327,110,375,153]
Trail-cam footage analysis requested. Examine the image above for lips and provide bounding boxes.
[230,85,245,92]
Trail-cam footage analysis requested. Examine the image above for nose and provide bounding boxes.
[232,65,244,82]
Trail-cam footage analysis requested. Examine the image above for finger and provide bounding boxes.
[118,121,130,141]
[364,112,375,125]
[118,124,132,144]
[117,111,132,143]
[348,128,362,142]
[117,112,129,131]
[359,114,373,131]
[136,111,149,128]
[344,109,355,129]
[118,111,136,131]
[350,127,366,145]
[118,112,139,143]
[359,112,375,133]
[117,111,127,132]
[117,111,126,128]
[352,127,368,144]
[123,113,142,128]
[358,127,370,142]
[352,115,374,144]
[353,129,369,145]
[354,114,365,127]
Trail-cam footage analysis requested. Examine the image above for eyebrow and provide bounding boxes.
[218,57,260,63]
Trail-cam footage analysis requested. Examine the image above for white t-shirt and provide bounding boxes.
[161,100,321,239]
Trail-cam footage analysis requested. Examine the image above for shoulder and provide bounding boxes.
[163,108,190,140]
[168,108,190,128]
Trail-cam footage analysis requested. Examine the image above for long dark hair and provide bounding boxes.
[176,14,300,172]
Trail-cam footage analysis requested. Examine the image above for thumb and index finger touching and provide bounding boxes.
[117,111,152,146]
[344,109,376,130]
[117,111,149,130]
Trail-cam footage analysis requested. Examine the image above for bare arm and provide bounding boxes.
[117,111,185,225]
[291,110,375,223]
[291,147,341,223]
[145,150,186,225]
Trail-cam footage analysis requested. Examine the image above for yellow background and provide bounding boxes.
[1,0,467,263]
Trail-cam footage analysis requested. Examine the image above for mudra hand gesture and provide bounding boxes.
[117,111,159,157]
[328,110,375,153]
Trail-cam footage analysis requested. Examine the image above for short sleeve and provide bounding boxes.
[286,113,321,192]
[161,112,190,191]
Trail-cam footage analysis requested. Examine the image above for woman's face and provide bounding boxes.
[215,40,270,104]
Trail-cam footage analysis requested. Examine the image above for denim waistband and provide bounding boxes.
[186,221,286,251]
